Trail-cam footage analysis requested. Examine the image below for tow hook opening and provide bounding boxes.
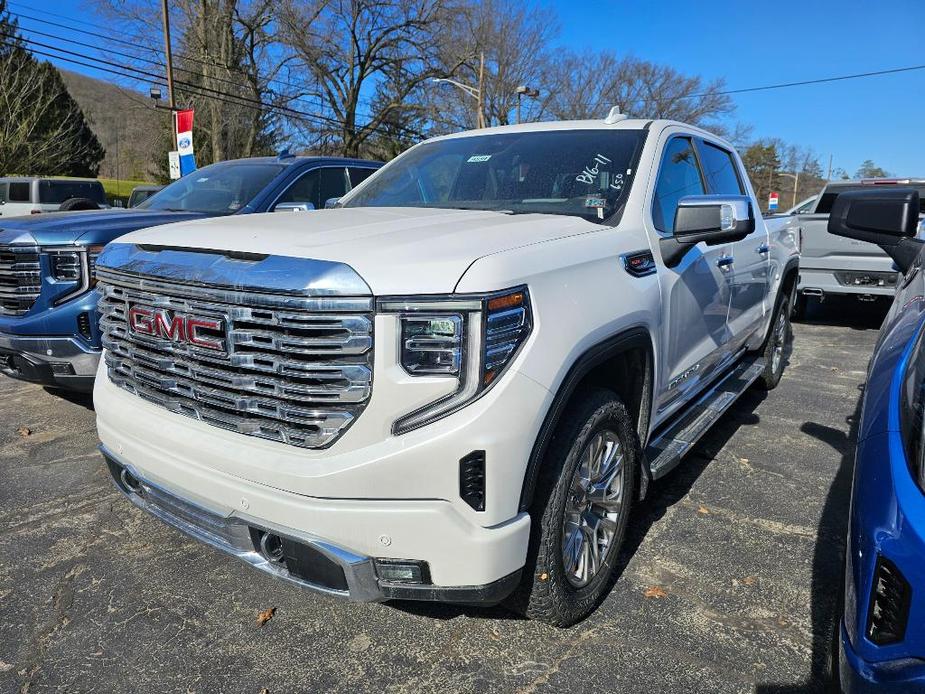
[120,468,143,494]
[257,531,285,564]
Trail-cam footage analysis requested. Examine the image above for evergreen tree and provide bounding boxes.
[0,1,105,176]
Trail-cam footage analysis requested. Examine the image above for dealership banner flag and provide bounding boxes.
[175,109,196,176]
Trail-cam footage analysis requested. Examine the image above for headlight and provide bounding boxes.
[901,326,925,490]
[380,286,532,434]
[47,245,105,304]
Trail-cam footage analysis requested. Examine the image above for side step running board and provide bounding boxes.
[645,356,766,480]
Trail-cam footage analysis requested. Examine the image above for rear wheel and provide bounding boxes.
[511,388,636,627]
[59,197,100,212]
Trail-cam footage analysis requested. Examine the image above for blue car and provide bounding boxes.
[831,187,925,691]
[0,154,381,392]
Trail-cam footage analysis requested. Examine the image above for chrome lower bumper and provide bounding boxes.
[101,446,521,605]
[0,333,98,391]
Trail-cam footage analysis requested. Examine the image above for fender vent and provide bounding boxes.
[867,556,911,645]
[460,450,486,511]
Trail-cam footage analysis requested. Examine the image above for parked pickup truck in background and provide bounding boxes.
[0,155,380,391]
[0,177,108,216]
[794,178,925,317]
[94,115,799,626]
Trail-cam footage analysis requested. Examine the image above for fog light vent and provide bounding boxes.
[460,450,486,511]
[375,559,431,585]
[867,556,911,645]
[77,311,92,339]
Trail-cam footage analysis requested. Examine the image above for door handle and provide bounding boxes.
[716,256,734,269]
[756,243,770,254]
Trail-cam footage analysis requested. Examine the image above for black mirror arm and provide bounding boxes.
[886,237,925,274]
[659,236,690,269]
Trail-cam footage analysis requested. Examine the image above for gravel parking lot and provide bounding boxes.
[0,298,888,694]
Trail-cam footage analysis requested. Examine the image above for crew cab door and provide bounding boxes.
[695,139,770,349]
[650,135,733,415]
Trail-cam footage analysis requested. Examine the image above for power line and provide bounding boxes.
[0,34,427,141]
[698,65,925,97]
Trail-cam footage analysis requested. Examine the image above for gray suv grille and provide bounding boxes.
[0,245,41,316]
[97,268,374,449]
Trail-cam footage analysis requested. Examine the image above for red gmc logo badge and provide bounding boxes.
[128,305,225,351]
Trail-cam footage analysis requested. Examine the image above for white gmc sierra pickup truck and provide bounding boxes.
[94,115,799,626]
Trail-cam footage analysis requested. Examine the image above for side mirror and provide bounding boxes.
[660,195,755,268]
[828,188,922,273]
[324,197,341,209]
[274,201,315,213]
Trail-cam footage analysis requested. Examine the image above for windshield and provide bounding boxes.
[39,180,106,205]
[343,129,646,223]
[138,162,284,214]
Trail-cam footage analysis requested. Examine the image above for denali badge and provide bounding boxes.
[128,305,225,351]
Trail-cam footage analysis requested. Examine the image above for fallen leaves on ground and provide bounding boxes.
[256,607,276,627]
[696,505,710,515]
[259,689,270,694]
[733,575,759,587]
[643,585,668,599]
[17,427,31,437]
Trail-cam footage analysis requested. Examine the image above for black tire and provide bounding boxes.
[509,388,636,627]
[756,288,791,390]
[58,197,100,212]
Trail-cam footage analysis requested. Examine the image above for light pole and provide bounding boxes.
[777,171,800,209]
[432,52,487,128]
[160,0,177,140]
[514,85,539,124]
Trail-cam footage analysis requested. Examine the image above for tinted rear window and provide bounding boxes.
[816,184,925,214]
[8,182,30,202]
[39,180,106,205]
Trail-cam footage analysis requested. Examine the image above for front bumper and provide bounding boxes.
[0,333,98,391]
[840,621,925,693]
[101,445,523,604]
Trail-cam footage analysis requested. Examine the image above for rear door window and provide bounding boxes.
[8,182,30,202]
[698,141,744,195]
[348,167,376,189]
[652,137,706,232]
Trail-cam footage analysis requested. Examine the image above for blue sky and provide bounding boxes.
[8,0,925,177]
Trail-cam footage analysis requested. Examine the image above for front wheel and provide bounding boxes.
[510,388,636,627]
[756,289,792,390]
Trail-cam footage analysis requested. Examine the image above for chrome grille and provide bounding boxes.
[0,245,41,316]
[97,267,374,449]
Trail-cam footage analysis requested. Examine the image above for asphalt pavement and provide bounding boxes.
[0,296,889,693]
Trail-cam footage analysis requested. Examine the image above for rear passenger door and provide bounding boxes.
[696,139,769,348]
[652,135,734,415]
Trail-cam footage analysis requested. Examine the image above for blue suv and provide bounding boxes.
[828,187,925,691]
[0,155,380,392]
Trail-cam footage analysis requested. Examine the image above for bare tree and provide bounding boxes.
[428,0,555,131]
[278,0,453,157]
[91,0,289,165]
[543,52,734,129]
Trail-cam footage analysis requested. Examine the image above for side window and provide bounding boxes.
[276,170,320,209]
[318,168,349,207]
[652,138,705,232]
[0,183,7,203]
[348,167,375,189]
[8,182,30,202]
[698,141,744,195]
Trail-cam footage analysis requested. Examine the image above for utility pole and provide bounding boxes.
[827,154,833,181]
[160,0,177,138]
[476,52,485,128]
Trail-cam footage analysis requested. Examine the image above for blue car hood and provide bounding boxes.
[0,209,211,246]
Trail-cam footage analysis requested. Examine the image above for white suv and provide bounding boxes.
[93,116,799,625]
[0,177,107,216]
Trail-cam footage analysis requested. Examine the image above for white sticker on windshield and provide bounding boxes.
[467,155,491,163]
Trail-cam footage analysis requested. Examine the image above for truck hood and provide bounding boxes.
[0,209,210,246]
[115,207,599,294]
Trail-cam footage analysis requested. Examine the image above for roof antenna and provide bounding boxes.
[604,106,628,124]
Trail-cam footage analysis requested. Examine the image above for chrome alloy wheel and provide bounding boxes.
[561,430,626,588]
[771,307,788,375]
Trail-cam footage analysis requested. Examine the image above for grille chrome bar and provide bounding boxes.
[98,266,374,449]
[0,245,41,316]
